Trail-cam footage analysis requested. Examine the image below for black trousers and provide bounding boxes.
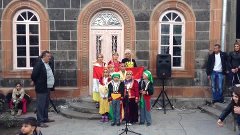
[36,89,50,123]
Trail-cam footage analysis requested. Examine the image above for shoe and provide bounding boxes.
[139,122,144,125]
[45,119,55,123]
[10,110,15,115]
[104,115,109,122]
[147,123,151,126]
[38,123,48,128]
[116,122,120,126]
[96,103,99,108]
[111,122,115,126]
[16,109,22,116]
[100,116,105,122]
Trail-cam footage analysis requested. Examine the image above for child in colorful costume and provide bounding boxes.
[139,70,154,126]
[99,68,111,122]
[108,72,125,126]
[124,70,139,125]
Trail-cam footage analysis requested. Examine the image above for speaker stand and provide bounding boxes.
[152,78,174,114]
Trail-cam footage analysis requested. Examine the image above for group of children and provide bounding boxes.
[95,67,154,126]
[94,63,153,126]
[92,49,154,126]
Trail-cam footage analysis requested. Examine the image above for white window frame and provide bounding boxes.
[13,9,40,70]
[159,10,185,70]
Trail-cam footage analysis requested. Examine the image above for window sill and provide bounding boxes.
[1,70,32,78]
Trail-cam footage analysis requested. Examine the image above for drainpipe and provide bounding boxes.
[221,0,227,51]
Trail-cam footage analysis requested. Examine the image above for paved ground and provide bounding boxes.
[15,108,237,135]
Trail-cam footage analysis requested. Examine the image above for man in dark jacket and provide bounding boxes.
[206,44,228,104]
[31,51,55,127]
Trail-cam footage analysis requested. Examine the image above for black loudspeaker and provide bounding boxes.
[156,54,171,78]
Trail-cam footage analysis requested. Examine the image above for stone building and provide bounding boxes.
[0,0,238,99]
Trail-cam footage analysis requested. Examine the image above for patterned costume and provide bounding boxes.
[92,62,106,102]
[139,70,154,126]
[124,79,139,123]
[99,76,111,115]
[108,73,125,126]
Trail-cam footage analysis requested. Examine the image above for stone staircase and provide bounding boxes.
[59,97,101,120]
[198,98,237,131]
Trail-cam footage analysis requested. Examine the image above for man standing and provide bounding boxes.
[206,44,228,104]
[31,51,55,127]
[228,42,240,88]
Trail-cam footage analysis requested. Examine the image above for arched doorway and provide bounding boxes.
[89,10,124,94]
[77,0,136,96]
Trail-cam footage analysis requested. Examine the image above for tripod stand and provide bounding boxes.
[49,98,60,113]
[119,90,141,135]
[152,78,173,114]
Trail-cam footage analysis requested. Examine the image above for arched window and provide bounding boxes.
[159,10,185,69]
[13,9,40,69]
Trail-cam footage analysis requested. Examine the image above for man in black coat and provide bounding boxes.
[228,42,240,87]
[206,44,229,104]
[31,51,55,127]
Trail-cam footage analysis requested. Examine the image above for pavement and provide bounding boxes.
[19,108,237,135]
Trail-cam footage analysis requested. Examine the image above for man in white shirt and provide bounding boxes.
[206,44,229,104]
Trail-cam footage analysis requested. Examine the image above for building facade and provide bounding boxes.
[0,0,237,98]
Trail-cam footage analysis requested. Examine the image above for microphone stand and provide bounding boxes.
[119,88,141,135]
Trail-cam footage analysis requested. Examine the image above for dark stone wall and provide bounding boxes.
[0,0,220,88]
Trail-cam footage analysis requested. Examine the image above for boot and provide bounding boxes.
[100,116,104,122]
[17,109,22,116]
[10,110,15,115]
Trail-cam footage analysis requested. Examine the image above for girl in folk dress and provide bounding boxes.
[107,64,115,77]
[99,68,111,122]
[93,53,106,108]
[108,52,121,72]
[124,70,139,125]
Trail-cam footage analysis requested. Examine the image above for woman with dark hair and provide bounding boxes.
[9,82,27,116]
[217,87,240,128]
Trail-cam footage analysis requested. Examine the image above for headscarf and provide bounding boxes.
[111,72,120,80]
[143,70,153,83]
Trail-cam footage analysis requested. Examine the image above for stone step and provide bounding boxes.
[69,102,99,114]
[198,105,236,131]
[60,108,101,120]
[79,96,95,103]
[213,102,229,111]
[205,97,231,111]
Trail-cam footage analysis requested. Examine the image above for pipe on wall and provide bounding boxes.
[221,0,227,51]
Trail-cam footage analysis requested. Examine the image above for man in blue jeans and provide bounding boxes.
[206,44,229,104]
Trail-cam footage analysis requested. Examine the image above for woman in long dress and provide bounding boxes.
[93,54,106,108]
